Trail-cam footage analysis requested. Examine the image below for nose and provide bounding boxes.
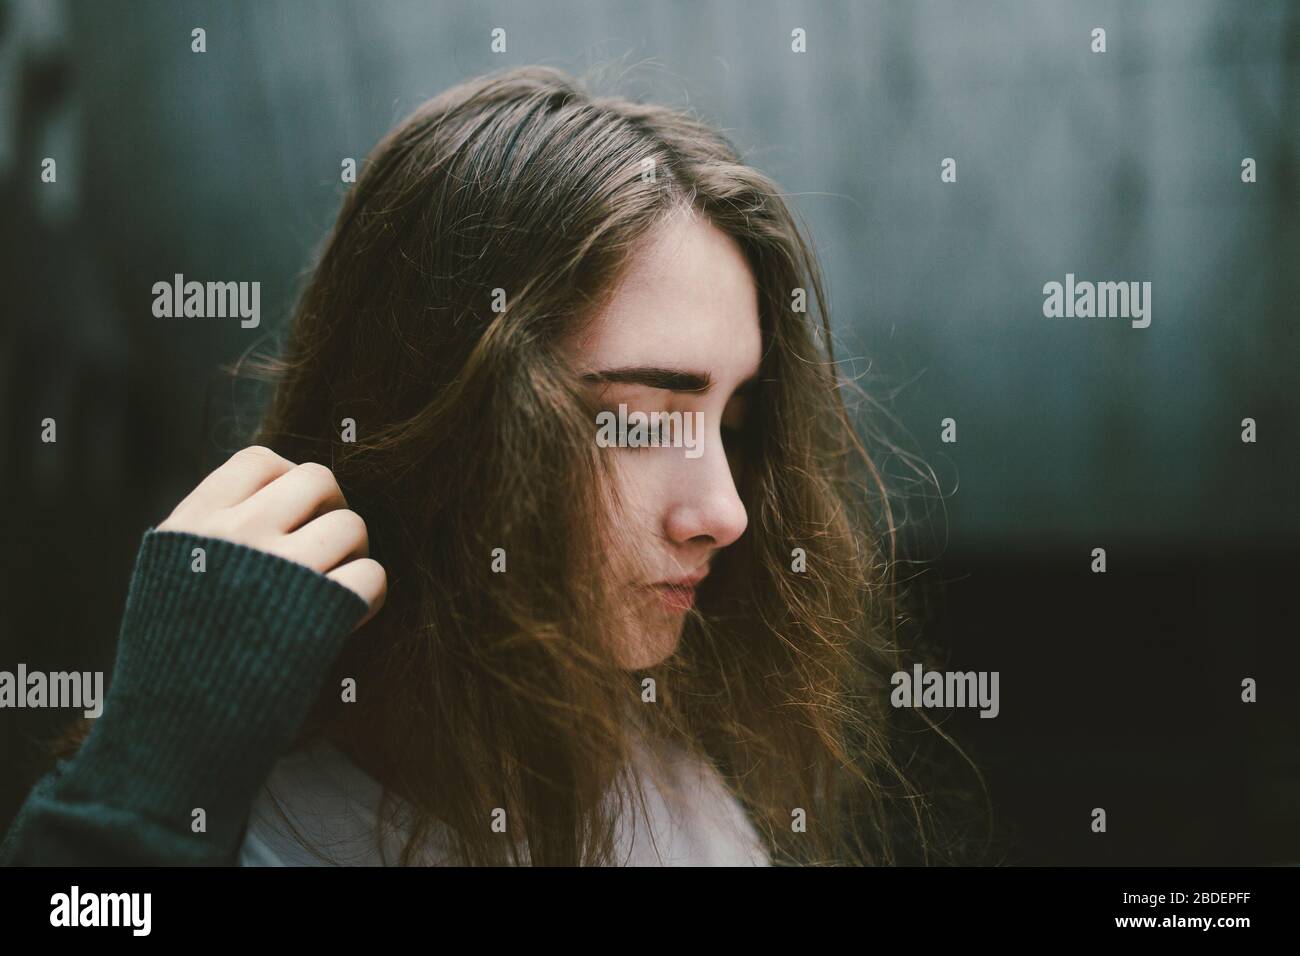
[661,437,749,550]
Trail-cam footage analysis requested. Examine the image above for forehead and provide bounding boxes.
[567,211,763,378]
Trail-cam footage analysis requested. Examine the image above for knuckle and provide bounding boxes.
[231,445,286,474]
[337,508,368,540]
[234,444,277,463]
[296,460,340,492]
[361,558,387,588]
[350,556,379,578]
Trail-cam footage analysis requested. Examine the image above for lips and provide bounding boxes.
[644,566,708,612]
[658,566,709,589]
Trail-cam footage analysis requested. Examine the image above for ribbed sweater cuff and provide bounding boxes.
[51,528,370,857]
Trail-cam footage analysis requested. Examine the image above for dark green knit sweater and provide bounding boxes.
[0,528,369,866]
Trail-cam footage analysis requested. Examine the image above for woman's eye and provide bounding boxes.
[602,412,665,452]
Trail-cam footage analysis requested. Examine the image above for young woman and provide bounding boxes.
[2,65,985,867]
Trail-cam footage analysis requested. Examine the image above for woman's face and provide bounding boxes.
[563,209,763,669]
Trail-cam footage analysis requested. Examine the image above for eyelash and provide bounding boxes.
[612,425,745,451]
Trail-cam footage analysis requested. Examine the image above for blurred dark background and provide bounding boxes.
[2,0,1296,864]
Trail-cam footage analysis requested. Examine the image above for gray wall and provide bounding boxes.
[2,0,1296,860]
[7,0,1294,554]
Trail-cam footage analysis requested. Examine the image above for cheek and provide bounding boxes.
[607,452,669,523]
[601,454,672,574]
[595,459,689,670]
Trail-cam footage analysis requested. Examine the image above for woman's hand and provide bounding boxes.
[157,445,387,626]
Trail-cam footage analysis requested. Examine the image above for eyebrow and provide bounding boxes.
[580,366,760,395]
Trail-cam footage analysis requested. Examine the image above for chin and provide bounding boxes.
[618,620,683,670]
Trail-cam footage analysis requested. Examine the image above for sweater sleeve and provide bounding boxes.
[0,527,370,866]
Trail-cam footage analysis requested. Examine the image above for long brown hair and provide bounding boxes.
[64,63,995,865]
